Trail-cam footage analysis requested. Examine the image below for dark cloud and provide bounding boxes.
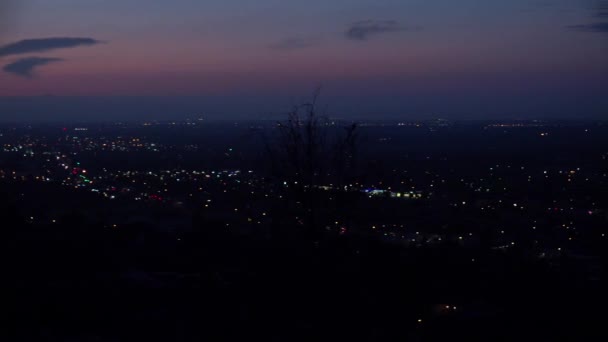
[566,1,608,34]
[567,22,608,32]
[270,37,319,50]
[345,20,415,41]
[595,0,608,17]
[0,37,101,57]
[3,57,63,78]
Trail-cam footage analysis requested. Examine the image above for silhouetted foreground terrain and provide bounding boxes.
[2,183,607,342]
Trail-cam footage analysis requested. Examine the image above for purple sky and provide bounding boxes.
[0,0,607,119]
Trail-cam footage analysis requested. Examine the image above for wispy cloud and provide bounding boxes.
[567,22,608,32]
[0,37,101,57]
[345,20,416,41]
[2,57,63,78]
[270,37,320,50]
[567,1,608,34]
[595,0,608,17]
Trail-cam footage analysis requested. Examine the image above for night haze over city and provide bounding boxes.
[1,1,608,341]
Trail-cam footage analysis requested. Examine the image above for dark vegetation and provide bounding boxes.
[3,184,606,341]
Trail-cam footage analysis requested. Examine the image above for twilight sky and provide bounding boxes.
[0,0,607,120]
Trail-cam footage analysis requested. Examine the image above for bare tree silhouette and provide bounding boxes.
[264,89,359,239]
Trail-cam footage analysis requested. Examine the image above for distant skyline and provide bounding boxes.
[0,0,607,120]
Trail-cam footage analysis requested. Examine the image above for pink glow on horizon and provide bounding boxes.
[1,33,607,96]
